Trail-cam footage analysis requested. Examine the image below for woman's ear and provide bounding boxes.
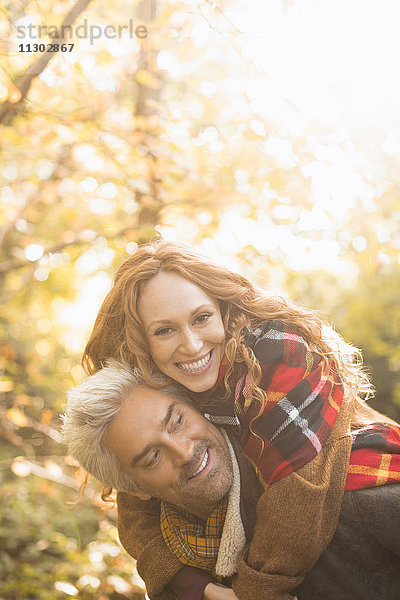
[127,488,152,501]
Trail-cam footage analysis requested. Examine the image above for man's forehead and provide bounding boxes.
[121,386,201,430]
[127,385,190,409]
[104,388,185,456]
[112,388,201,467]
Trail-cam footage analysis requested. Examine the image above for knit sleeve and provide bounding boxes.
[232,429,353,600]
[238,319,345,486]
[116,493,183,598]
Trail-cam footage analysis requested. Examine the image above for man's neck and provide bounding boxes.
[173,498,224,522]
[180,504,215,522]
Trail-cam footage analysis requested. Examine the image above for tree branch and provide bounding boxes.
[0,406,35,459]
[14,458,82,492]
[0,225,135,275]
[0,0,94,125]
[10,457,101,502]
[24,415,64,445]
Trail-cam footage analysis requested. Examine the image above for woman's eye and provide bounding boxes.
[195,313,211,324]
[154,327,173,336]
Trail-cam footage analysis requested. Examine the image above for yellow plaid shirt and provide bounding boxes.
[160,497,228,574]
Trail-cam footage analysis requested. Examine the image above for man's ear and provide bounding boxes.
[127,489,152,501]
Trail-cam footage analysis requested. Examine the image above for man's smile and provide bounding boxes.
[189,449,210,479]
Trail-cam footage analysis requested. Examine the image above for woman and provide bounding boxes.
[82,239,398,600]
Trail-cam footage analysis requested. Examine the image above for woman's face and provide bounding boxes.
[138,271,225,393]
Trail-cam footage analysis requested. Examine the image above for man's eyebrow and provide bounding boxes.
[130,402,177,467]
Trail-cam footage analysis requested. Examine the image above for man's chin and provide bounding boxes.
[178,475,233,517]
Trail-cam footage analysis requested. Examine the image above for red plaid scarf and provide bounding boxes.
[200,320,400,490]
[201,320,345,486]
[347,422,400,490]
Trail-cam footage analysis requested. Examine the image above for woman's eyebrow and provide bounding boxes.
[147,318,173,328]
[147,305,214,328]
[130,403,177,467]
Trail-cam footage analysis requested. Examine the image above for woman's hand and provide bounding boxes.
[203,582,239,600]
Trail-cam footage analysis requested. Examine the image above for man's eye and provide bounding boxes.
[173,413,184,431]
[195,313,212,324]
[147,449,160,466]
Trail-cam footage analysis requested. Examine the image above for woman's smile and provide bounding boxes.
[175,350,213,374]
[138,271,225,393]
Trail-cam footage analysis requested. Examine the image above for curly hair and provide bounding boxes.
[82,238,374,415]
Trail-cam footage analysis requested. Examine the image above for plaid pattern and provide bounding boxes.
[203,320,344,487]
[160,497,228,574]
[346,423,400,490]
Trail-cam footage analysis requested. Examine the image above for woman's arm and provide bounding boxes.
[231,416,353,599]
[227,320,353,598]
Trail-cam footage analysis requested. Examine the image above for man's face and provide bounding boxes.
[103,386,233,519]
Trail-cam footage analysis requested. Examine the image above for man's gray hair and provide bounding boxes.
[61,361,190,493]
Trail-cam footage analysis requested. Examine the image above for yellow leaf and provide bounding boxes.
[41,409,53,425]
[7,83,22,104]
[135,69,161,89]
[7,407,28,427]
[16,394,33,406]
[11,457,31,477]
[0,380,14,392]
[0,342,17,360]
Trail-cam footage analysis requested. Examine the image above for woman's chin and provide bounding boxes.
[159,347,223,392]
[175,365,219,393]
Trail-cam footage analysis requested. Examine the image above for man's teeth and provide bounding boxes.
[192,451,208,477]
[177,351,211,372]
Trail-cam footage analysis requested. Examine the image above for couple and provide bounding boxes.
[62,239,400,600]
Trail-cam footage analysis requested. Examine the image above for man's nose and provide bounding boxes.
[179,328,202,355]
[168,436,195,466]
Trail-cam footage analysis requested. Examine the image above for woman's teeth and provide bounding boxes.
[177,351,211,372]
[192,451,208,477]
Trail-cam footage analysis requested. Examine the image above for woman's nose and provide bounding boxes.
[179,328,202,355]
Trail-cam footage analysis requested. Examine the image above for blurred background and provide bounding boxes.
[1,0,400,598]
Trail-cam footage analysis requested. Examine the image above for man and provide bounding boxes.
[62,363,400,600]
[63,363,246,599]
